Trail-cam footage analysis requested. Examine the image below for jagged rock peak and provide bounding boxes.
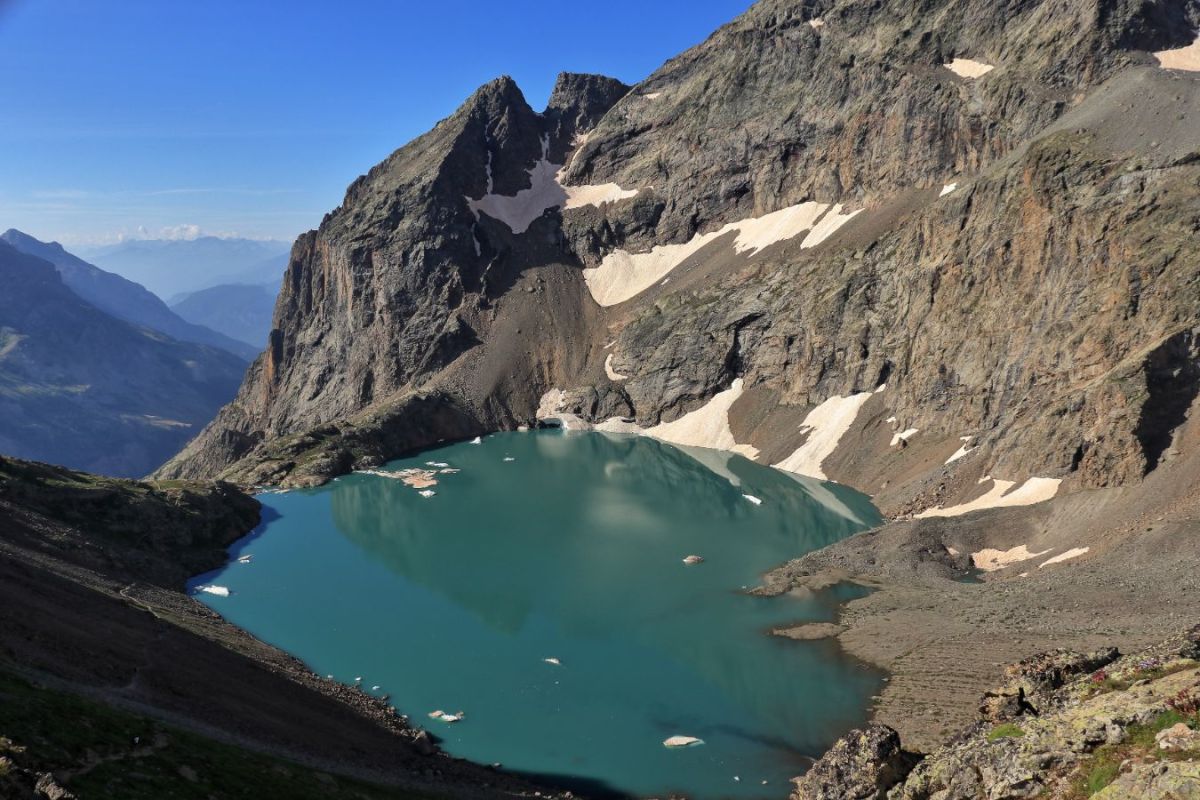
[544,72,630,159]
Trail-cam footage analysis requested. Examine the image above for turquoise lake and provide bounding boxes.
[190,430,884,799]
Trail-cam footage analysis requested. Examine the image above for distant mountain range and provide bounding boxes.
[77,236,290,299]
[170,283,278,350]
[0,239,247,477]
[1,229,258,361]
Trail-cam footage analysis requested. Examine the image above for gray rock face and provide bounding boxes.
[791,724,916,800]
[157,0,1200,514]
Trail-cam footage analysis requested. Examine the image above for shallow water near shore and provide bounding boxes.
[191,430,884,799]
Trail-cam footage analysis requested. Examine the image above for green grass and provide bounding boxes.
[987,723,1026,741]
[0,669,442,800]
[1066,710,1200,797]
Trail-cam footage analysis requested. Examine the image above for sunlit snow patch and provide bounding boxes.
[772,391,876,480]
[944,58,995,78]
[1154,34,1200,71]
[916,477,1062,518]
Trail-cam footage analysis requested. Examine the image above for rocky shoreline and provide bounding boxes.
[793,626,1200,798]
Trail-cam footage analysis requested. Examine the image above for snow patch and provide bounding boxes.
[939,183,958,197]
[583,200,858,306]
[809,18,825,29]
[915,477,1062,518]
[1039,547,1089,568]
[772,391,875,480]
[970,545,1051,572]
[1155,34,1200,71]
[944,58,995,78]
[890,428,919,447]
[643,92,663,99]
[644,378,759,459]
[800,204,862,248]
[945,437,975,464]
[466,137,640,234]
[604,353,629,381]
[562,181,640,209]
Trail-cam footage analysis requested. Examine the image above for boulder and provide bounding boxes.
[1094,761,1200,798]
[791,724,915,800]
[1155,722,1200,752]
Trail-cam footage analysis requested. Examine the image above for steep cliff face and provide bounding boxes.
[158,0,1200,523]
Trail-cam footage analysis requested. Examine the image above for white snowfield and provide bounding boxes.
[939,183,958,197]
[644,378,760,458]
[582,201,862,306]
[890,427,919,447]
[916,476,1062,518]
[1040,547,1089,568]
[944,58,995,78]
[971,545,1051,572]
[945,435,975,464]
[466,137,641,234]
[1155,35,1200,71]
[772,391,876,480]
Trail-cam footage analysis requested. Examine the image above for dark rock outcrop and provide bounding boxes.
[792,724,916,799]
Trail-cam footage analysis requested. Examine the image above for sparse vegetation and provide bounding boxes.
[1065,709,1200,797]
[987,723,1026,741]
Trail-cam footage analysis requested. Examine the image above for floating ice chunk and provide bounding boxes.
[743,494,763,505]
[428,710,465,723]
[419,490,436,498]
[503,457,515,462]
[197,585,230,597]
[683,555,705,565]
[543,657,562,666]
[372,685,381,691]
[354,676,362,682]
[944,58,995,78]
[236,555,253,564]
[470,436,482,445]
[663,736,704,748]
[426,461,450,468]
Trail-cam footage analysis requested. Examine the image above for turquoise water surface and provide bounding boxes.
[191,431,884,799]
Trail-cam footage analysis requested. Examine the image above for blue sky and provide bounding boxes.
[0,0,752,246]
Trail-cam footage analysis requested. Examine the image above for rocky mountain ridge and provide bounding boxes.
[158,0,1199,528]
[0,240,247,477]
[1,229,257,360]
